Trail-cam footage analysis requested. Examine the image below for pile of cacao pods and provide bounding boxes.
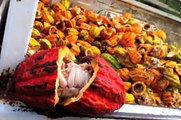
[15,0,181,116]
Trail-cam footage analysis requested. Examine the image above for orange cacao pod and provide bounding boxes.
[119,32,136,47]
[127,47,142,64]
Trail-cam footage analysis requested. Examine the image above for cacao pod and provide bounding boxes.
[125,93,135,104]
[101,53,121,70]
[119,32,136,47]
[118,68,130,81]
[129,68,152,85]
[151,45,168,59]
[61,0,70,10]
[124,81,131,91]
[175,64,181,75]
[89,25,101,38]
[15,47,125,115]
[131,81,146,96]
[154,29,167,41]
[151,78,169,93]
[163,72,180,87]
[127,47,142,64]
[162,91,173,106]
[175,99,181,108]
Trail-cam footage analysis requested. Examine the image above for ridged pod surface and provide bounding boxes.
[15,47,125,115]
[15,47,62,109]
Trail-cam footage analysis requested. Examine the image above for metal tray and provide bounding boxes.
[0,0,181,119]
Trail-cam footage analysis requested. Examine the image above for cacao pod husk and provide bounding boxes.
[15,47,125,115]
[163,72,180,87]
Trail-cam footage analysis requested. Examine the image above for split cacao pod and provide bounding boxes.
[15,47,125,115]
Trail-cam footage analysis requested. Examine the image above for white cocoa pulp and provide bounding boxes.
[58,59,92,98]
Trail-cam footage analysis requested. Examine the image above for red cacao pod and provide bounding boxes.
[15,47,125,115]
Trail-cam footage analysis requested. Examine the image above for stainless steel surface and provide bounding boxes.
[0,0,9,52]
[0,0,38,73]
